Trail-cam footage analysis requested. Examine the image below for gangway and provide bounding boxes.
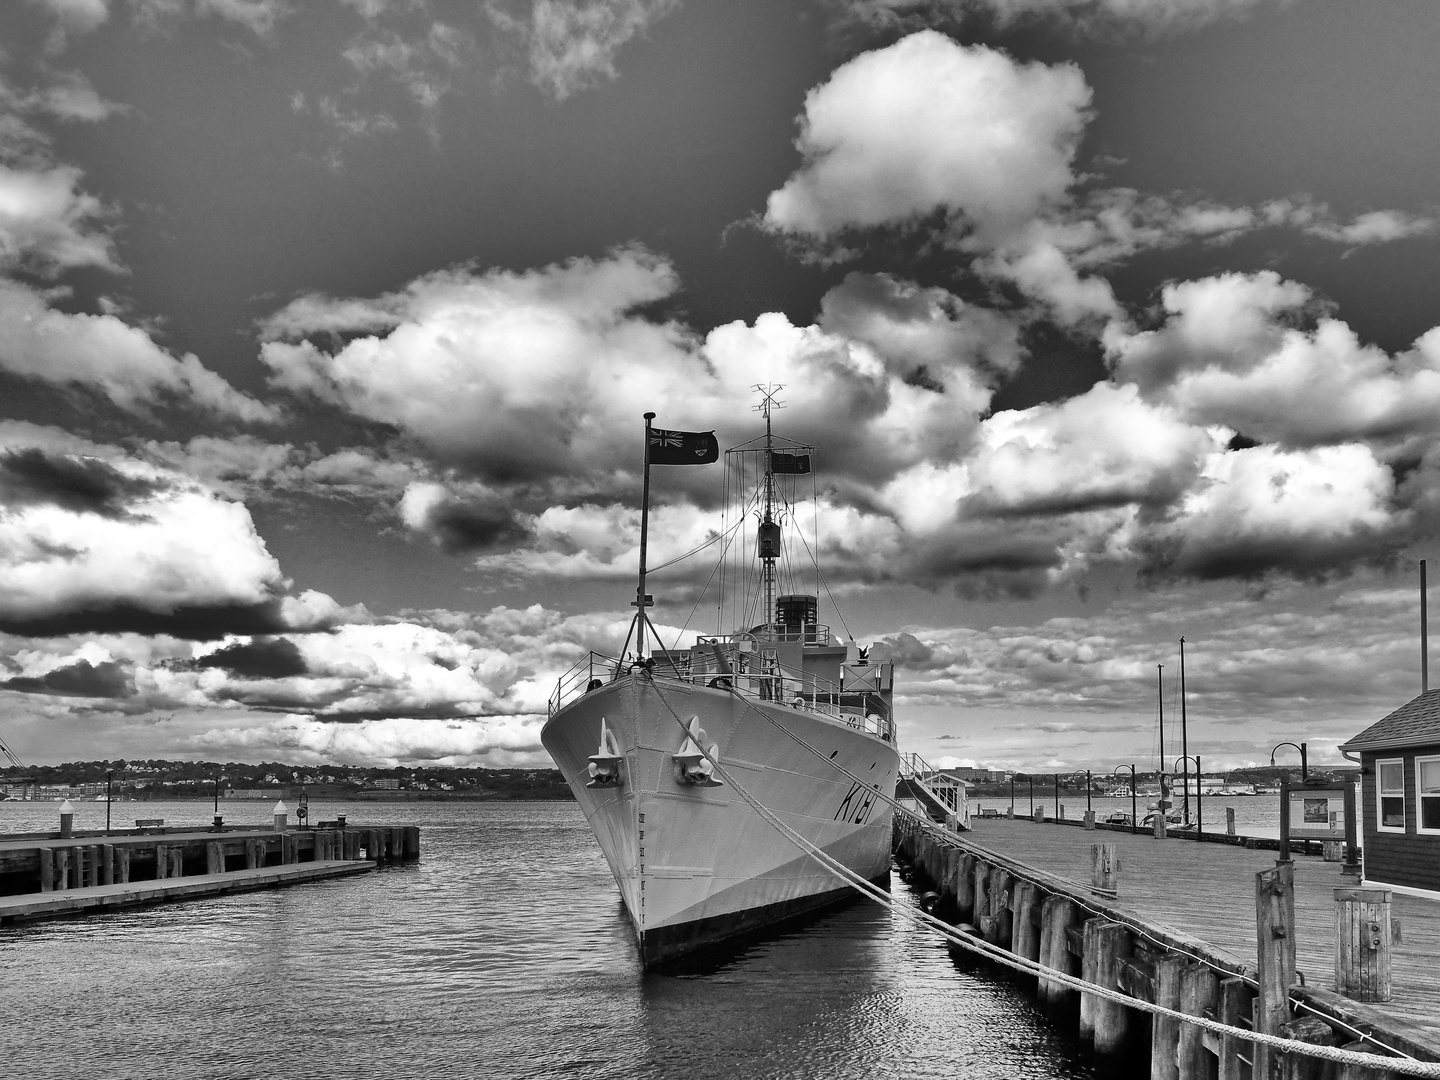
[898,752,970,830]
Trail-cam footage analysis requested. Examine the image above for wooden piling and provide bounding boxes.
[1255,864,1297,1080]
[1084,810,1097,831]
[1178,962,1218,1079]
[1151,953,1186,1080]
[154,843,169,880]
[390,827,404,861]
[986,867,1012,945]
[955,854,976,921]
[1227,807,1237,836]
[1079,919,1132,1058]
[245,837,262,870]
[1278,1016,1338,1080]
[1090,843,1120,896]
[116,845,131,883]
[1038,894,1080,1015]
[167,847,184,879]
[1011,880,1042,970]
[101,843,115,886]
[1154,814,1168,839]
[1215,976,1252,1080]
[973,859,990,930]
[1335,888,1392,1003]
[38,847,53,892]
[206,842,224,876]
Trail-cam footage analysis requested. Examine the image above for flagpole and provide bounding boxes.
[634,411,656,658]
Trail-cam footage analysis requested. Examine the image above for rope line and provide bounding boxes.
[644,677,1438,1075]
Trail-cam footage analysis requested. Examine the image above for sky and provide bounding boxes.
[1,0,1438,775]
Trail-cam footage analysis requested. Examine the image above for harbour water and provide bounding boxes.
[1,799,1102,1080]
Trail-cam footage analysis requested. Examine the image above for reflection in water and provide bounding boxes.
[0,801,1094,1080]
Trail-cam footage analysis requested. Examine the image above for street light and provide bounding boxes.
[1071,770,1092,816]
[1270,741,1308,782]
[1113,764,1138,835]
[1175,755,1202,840]
[1053,773,1061,820]
[1009,774,1015,817]
[1029,775,1035,817]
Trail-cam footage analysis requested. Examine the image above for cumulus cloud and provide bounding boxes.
[399,480,534,555]
[0,445,349,639]
[2,657,133,697]
[765,32,1091,246]
[0,164,116,273]
[1107,271,1440,447]
[0,281,278,421]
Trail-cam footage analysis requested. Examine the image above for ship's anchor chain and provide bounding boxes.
[586,718,624,788]
[644,679,1440,1078]
[672,716,724,787]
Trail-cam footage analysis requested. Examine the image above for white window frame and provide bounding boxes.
[1416,755,1440,835]
[1376,757,1407,833]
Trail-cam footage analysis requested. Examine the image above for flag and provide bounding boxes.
[649,428,719,465]
[770,451,811,474]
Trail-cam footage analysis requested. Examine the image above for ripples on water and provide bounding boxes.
[1,801,1097,1080]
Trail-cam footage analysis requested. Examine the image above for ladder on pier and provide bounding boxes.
[898,753,970,830]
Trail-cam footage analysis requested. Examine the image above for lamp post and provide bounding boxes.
[1028,775,1034,817]
[105,769,112,832]
[1009,774,1015,817]
[1114,764,1137,835]
[1072,770,1092,815]
[1054,773,1061,819]
[1270,742,1307,865]
[1175,755,1202,841]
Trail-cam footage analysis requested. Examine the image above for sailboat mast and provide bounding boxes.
[762,403,775,635]
[1157,664,1166,808]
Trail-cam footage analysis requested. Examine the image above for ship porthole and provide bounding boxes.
[829,750,838,759]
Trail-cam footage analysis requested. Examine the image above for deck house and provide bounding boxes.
[1339,688,1440,896]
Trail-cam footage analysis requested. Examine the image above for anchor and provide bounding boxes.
[672,716,724,787]
[586,718,624,788]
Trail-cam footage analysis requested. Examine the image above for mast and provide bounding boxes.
[754,385,784,638]
[1180,636,1190,824]
[633,411,656,658]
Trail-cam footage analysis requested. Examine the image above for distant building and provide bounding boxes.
[370,778,401,790]
[944,767,1005,784]
[1340,688,1440,896]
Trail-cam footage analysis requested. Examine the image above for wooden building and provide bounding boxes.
[1340,688,1440,896]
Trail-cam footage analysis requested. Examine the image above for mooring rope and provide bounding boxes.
[710,681,1415,1062]
[647,680,1440,1076]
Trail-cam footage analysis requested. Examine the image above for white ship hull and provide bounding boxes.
[542,670,898,965]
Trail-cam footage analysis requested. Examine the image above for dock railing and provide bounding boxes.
[900,753,971,829]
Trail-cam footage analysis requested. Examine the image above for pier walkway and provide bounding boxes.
[962,817,1440,1045]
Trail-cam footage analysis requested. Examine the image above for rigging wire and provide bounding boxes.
[791,522,854,643]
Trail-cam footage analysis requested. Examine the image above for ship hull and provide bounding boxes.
[541,671,898,966]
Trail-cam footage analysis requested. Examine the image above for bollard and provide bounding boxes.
[116,846,131,883]
[206,841,224,875]
[1059,803,1066,820]
[272,800,288,833]
[1083,810,1096,831]
[1032,806,1044,823]
[1037,894,1080,1016]
[38,847,54,892]
[213,815,224,832]
[1254,864,1296,1080]
[1154,812,1167,839]
[1322,841,1344,863]
[337,813,347,829]
[1090,843,1120,896]
[1334,888,1392,1003]
[1226,806,1236,837]
[59,799,74,838]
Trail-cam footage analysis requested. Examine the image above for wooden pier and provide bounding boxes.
[0,823,419,924]
[896,814,1440,1078]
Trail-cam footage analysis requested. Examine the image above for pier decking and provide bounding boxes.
[963,817,1440,1044]
[0,823,419,924]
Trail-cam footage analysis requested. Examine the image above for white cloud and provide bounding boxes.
[765,32,1091,245]
[129,0,291,36]
[0,163,115,273]
[838,0,1280,35]
[1107,271,1440,446]
[34,0,111,35]
[487,0,679,101]
[0,280,278,421]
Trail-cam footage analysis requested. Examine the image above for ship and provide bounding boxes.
[541,392,901,967]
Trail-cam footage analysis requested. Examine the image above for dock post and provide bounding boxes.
[83,844,100,887]
[1038,894,1079,1017]
[116,845,131,883]
[390,826,404,861]
[1151,953,1185,1080]
[1278,1016,1338,1080]
[956,854,976,921]
[985,867,1012,945]
[206,841,224,875]
[1011,880,1042,970]
[1079,919,1131,1059]
[282,833,298,865]
[1084,810,1096,831]
[1215,977,1252,1080]
[1334,888,1392,1003]
[1154,813,1167,839]
[101,843,115,885]
[1178,962,1218,1079]
[1227,808,1236,837]
[1090,843,1120,896]
[245,837,262,869]
[167,847,184,878]
[38,847,53,892]
[973,860,990,931]
[59,799,74,838]
[53,847,70,889]
[154,843,169,879]
[1255,864,1296,1080]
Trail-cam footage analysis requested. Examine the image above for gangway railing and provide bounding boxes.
[899,752,971,830]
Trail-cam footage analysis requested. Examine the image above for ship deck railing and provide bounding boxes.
[548,650,895,742]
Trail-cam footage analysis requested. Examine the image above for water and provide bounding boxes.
[0,800,1098,1080]
[973,794,1287,837]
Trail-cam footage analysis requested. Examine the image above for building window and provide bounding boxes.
[1377,758,1406,832]
[1418,756,1440,833]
